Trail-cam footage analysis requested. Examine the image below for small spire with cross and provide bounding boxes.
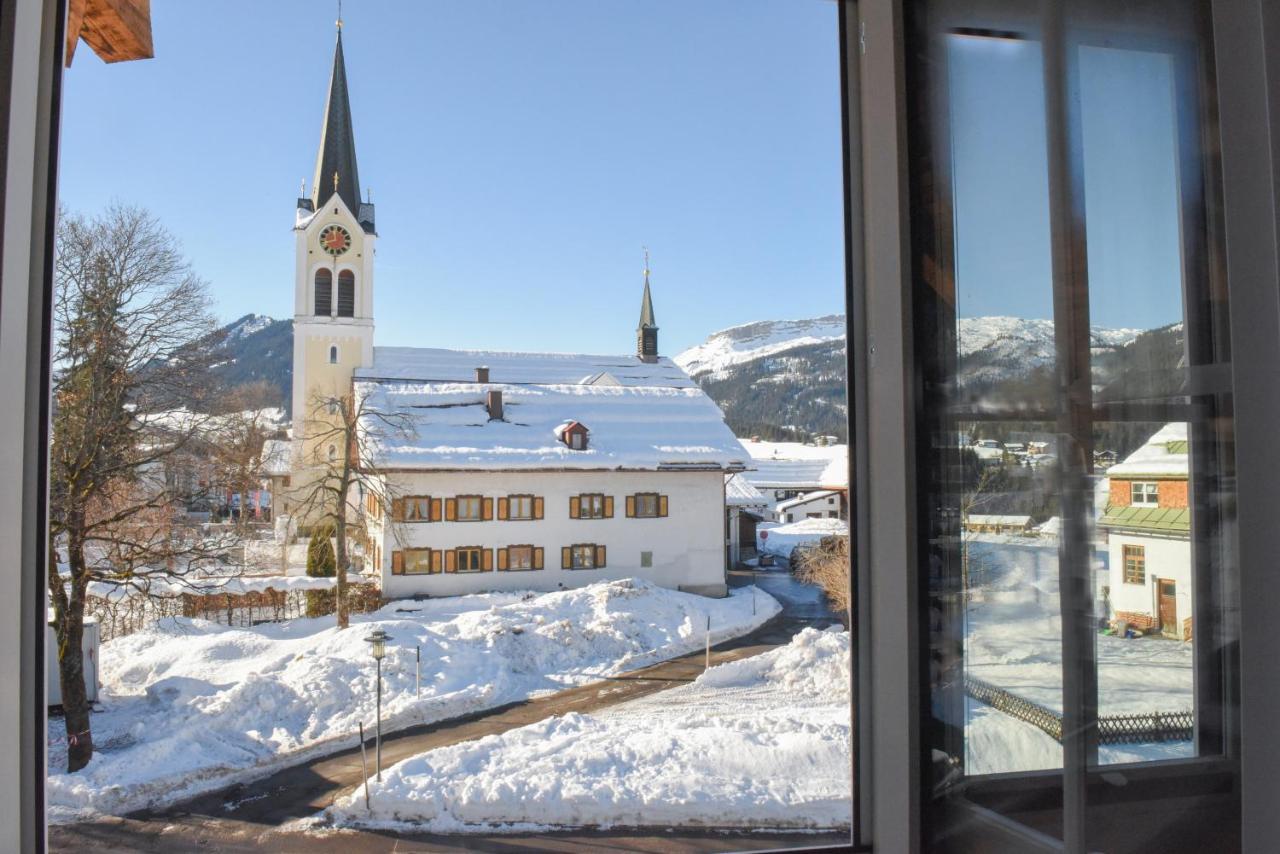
[337,0,343,31]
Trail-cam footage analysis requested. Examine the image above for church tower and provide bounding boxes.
[291,20,376,467]
[636,251,659,362]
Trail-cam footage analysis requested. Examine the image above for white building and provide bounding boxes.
[1097,423,1192,639]
[725,473,770,567]
[286,31,744,598]
[776,489,844,523]
[736,439,849,517]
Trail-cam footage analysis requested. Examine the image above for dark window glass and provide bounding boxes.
[314,268,332,316]
[337,269,355,317]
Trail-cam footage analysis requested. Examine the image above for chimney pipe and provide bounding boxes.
[487,389,503,421]
[475,366,490,383]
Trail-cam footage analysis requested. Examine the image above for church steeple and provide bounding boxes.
[637,249,659,362]
[311,23,372,230]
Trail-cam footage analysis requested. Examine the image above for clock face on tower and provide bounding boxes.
[319,224,352,256]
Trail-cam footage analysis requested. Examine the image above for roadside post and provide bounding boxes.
[416,645,421,699]
[705,614,712,669]
[358,721,371,810]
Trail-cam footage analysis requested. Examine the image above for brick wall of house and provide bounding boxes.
[1107,478,1189,508]
[1159,480,1189,508]
[1115,610,1157,630]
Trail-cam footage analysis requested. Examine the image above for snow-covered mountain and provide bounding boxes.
[675,315,1152,441]
[674,315,847,380]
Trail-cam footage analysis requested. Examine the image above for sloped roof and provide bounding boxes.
[736,439,849,489]
[777,490,841,513]
[354,352,745,471]
[312,30,367,229]
[261,439,292,478]
[725,473,769,507]
[358,347,697,388]
[1098,505,1191,535]
[1106,423,1188,478]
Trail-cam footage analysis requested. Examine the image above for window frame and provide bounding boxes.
[455,494,483,522]
[570,543,598,569]
[1131,481,1159,505]
[1123,544,1147,585]
[403,547,434,575]
[454,546,484,573]
[633,492,659,518]
[508,493,535,520]
[508,544,534,570]
[577,493,606,519]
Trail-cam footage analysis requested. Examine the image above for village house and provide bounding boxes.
[776,489,844,523]
[736,438,849,519]
[285,29,745,598]
[725,473,770,567]
[1097,423,1192,639]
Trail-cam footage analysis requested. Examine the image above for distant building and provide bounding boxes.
[735,439,849,517]
[1097,423,1191,639]
[777,490,844,523]
[962,514,1033,535]
[725,473,770,567]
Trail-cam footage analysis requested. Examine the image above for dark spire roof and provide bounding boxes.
[638,260,657,329]
[312,29,365,224]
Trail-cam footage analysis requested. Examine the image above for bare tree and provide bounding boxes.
[209,381,282,532]
[48,204,234,772]
[287,388,408,629]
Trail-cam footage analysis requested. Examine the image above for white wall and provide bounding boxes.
[779,492,842,523]
[372,470,727,598]
[1107,532,1192,626]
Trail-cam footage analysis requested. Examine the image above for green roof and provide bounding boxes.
[1165,440,1188,454]
[1098,505,1190,535]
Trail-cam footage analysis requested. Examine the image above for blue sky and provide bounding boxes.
[59,1,845,355]
[948,36,1185,331]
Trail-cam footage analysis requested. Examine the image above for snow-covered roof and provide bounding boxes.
[1106,423,1188,478]
[260,439,292,478]
[354,355,746,471]
[777,490,841,513]
[965,514,1032,527]
[736,439,849,489]
[725,473,769,507]
[359,347,697,389]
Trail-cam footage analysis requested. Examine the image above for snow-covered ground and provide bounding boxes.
[758,517,848,559]
[47,579,779,822]
[962,539,1194,773]
[325,627,852,833]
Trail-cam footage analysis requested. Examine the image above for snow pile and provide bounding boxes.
[962,539,1193,772]
[47,579,779,821]
[327,627,851,832]
[758,517,848,559]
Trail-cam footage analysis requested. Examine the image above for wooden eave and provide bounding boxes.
[66,0,154,67]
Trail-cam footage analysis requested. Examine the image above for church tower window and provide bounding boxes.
[337,270,355,317]
[329,345,338,364]
[314,268,333,316]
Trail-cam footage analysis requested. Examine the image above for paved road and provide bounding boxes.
[50,577,847,853]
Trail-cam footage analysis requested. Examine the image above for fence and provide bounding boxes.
[86,582,383,643]
[965,675,1193,746]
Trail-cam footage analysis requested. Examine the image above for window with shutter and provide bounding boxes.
[391,551,404,575]
[456,496,483,521]
[533,497,544,519]
[430,498,442,521]
[633,493,660,518]
[506,494,535,520]
[455,547,484,572]
[444,498,457,521]
[506,545,535,570]
[570,543,598,569]
[404,548,434,574]
[576,494,605,519]
[482,498,494,520]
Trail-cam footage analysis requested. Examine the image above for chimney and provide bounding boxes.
[475,366,490,383]
[486,389,503,421]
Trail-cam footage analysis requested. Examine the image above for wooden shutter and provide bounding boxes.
[569,496,581,519]
[534,547,544,569]
[431,498,442,522]
[534,497,544,519]
[392,498,405,522]
[445,550,457,572]
[482,549,494,571]
[603,496,614,518]
[391,551,404,575]
[658,495,668,517]
[497,497,509,520]
[497,548,508,570]
[482,497,494,520]
[626,495,636,518]
[445,498,457,521]
[595,544,607,567]
[431,551,442,573]
[562,546,572,569]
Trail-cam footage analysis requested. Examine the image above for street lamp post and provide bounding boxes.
[364,628,391,780]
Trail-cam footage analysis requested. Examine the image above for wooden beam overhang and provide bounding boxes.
[65,0,154,67]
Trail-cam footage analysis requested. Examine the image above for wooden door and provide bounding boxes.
[1158,580,1178,637]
